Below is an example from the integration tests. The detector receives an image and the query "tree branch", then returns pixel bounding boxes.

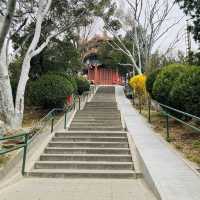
[0,0,16,53]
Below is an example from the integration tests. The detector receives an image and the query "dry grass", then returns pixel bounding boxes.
[138,107,200,166]
[23,107,50,128]
[0,107,51,167]
[0,155,10,167]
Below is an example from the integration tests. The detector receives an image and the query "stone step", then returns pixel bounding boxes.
[83,108,118,111]
[55,131,128,137]
[44,147,130,155]
[84,105,117,107]
[76,113,120,116]
[26,169,141,179]
[52,137,128,142]
[84,107,118,109]
[34,161,134,170]
[77,109,119,112]
[70,121,121,125]
[76,111,120,114]
[79,112,120,115]
[55,132,127,138]
[75,113,120,116]
[69,125,122,128]
[85,105,117,108]
[48,142,129,148]
[71,118,121,122]
[73,117,121,121]
[40,154,132,162]
[85,102,117,105]
[69,127,123,131]
[74,114,121,118]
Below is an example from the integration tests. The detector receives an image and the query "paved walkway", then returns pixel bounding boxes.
[0,86,157,200]
[0,178,156,200]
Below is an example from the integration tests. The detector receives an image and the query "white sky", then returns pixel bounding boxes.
[91,0,199,55]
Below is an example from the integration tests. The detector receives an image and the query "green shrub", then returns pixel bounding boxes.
[29,74,73,108]
[46,72,77,93]
[152,64,187,105]
[65,75,77,94]
[170,66,200,116]
[146,68,162,97]
[75,76,90,95]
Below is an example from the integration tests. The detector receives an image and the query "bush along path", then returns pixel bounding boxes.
[25,86,141,178]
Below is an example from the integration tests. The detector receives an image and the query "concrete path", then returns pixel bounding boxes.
[0,178,156,200]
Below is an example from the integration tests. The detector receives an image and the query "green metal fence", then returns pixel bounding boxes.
[0,85,97,175]
[148,100,200,141]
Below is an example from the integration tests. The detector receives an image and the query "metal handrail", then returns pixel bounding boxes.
[158,103,200,121]
[148,100,200,141]
[0,132,28,175]
[0,86,96,175]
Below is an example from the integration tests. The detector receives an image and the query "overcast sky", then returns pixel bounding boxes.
[91,0,198,55]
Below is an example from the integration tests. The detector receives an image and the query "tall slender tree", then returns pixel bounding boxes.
[0,0,115,128]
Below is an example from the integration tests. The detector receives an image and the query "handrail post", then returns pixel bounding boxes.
[22,134,28,176]
[148,96,151,123]
[166,114,170,141]
[139,95,142,114]
[86,92,88,102]
[73,100,76,110]
[64,111,67,129]
[78,96,81,110]
[51,118,54,133]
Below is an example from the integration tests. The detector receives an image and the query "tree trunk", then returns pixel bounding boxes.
[14,57,31,128]
[0,42,15,128]
[14,0,52,128]
[0,76,16,128]
[0,0,16,53]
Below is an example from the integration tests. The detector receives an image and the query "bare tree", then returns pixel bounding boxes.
[106,0,184,74]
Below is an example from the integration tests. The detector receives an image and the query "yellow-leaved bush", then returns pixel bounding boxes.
[129,74,147,108]
[129,74,147,96]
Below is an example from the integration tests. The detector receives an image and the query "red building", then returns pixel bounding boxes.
[87,65,123,85]
[82,34,123,85]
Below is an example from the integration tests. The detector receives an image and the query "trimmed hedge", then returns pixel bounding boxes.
[152,64,187,105]
[29,74,73,108]
[75,76,90,95]
[170,66,200,116]
[146,68,161,97]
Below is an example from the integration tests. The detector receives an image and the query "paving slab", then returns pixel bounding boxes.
[115,86,200,200]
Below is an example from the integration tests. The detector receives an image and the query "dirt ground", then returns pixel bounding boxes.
[23,107,50,128]
[0,107,50,167]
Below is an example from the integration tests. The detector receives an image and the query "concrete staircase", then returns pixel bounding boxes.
[27,87,140,178]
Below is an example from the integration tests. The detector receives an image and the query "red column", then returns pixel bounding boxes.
[94,65,98,84]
